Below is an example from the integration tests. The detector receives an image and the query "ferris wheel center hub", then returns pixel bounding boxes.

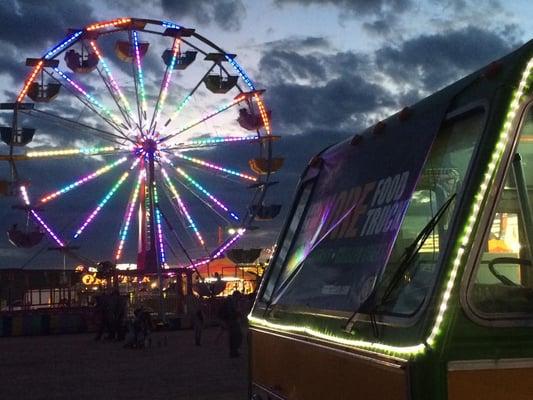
[141,138,158,154]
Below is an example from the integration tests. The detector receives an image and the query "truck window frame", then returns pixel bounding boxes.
[462,98,533,327]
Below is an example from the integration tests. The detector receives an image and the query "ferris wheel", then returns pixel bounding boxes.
[0,17,282,274]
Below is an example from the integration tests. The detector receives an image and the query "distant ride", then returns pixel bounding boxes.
[249,40,533,399]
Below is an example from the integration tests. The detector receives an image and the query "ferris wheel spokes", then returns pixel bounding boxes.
[115,169,144,261]
[131,30,148,128]
[0,146,126,162]
[161,167,205,247]
[88,41,138,130]
[210,229,245,260]
[19,108,130,146]
[163,163,236,226]
[162,62,218,128]
[39,156,128,204]
[152,185,168,267]
[18,185,66,247]
[172,153,257,182]
[164,135,256,150]
[46,68,133,142]
[51,68,126,131]
[173,165,240,221]
[160,95,247,144]
[73,158,139,239]
[148,37,180,135]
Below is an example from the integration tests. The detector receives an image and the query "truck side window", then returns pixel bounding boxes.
[259,180,315,302]
[469,107,533,317]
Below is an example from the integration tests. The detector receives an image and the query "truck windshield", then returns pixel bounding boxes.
[266,108,485,316]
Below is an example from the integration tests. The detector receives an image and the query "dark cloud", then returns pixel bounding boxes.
[0,1,94,50]
[430,0,502,13]
[160,0,246,30]
[259,50,327,84]
[0,0,95,82]
[375,26,517,92]
[258,43,390,133]
[263,36,331,52]
[362,16,396,36]
[273,0,413,17]
[266,77,391,133]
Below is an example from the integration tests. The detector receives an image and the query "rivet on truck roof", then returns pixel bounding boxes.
[350,134,363,146]
[372,121,387,134]
[483,61,503,80]
[398,106,412,121]
[309,155,323,168]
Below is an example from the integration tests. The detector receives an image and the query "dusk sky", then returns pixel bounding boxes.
[0,0,532,269]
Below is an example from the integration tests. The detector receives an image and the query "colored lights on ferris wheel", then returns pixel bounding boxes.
[86,18,131,31]
[255,93,271,135]
[181,135,259,147]
[161,168,205,246]
[172,94,192,117]
[18,185,65,247]
[161,21,181,29]
[89,41,134,118]
[159,41,180,104]
[167,97,246,139]
[156,208,167,265]
[26,146,118,158]
[115,170,144,261]
[40,157,128,203]
[53,68,122,125]
[74,171,130,239]
[212,231,245,259]
[19,185,30,206]
[44,30,83,60]
[152,39,180,128]
[225,55,255,90]
[227,228,245,235]
[174,153,257,181]
[30,210,65,247]
[153,186,167,266]
[17,60,43,102]
[132,30,147,115]
[175,167,236,218]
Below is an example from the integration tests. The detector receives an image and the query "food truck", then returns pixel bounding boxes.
[249,40,533,399]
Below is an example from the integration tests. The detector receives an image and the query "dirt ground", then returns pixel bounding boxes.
[0,327,248,400]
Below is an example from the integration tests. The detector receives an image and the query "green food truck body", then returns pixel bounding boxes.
[249,40,533,399]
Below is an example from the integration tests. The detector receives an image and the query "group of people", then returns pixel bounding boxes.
[93,290,127,341]
[93,290,153,349]
[191,290,251,358]
[94,288,253,357]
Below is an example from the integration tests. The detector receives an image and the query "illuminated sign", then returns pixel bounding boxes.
[81,273,150,286]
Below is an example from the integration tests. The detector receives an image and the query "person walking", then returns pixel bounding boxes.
[192,295,205,346]
[218,291,243,358]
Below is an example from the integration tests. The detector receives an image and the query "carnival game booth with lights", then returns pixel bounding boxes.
[0,17,281,322]
[193,248,263,296]
[249,40,533,400]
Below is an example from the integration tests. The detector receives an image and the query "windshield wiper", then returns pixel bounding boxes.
[344,193,457,335]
